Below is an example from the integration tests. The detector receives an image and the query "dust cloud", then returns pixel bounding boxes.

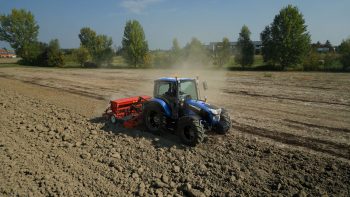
[173,60,227,104]
[140,61,229,104]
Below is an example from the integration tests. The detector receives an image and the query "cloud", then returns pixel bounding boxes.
[121,0,163,14]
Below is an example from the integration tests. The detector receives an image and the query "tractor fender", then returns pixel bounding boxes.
[146,98,172,118]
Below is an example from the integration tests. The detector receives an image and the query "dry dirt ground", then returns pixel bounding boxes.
[0,67,349,196]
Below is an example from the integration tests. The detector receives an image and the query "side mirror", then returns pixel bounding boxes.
[203,81,208,90]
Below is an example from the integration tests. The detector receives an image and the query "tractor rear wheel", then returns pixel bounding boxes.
[144,103,164,135]
[216,110,231,134]
[177,117,205,146]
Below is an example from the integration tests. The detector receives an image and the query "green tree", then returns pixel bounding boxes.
[217,37,231,67]
[323,53,340,70]
[122,20,149,67]
[79,27,97,49]
[0,9,39,60]
[260,5,311,69]
[18,39,64,67]
[261,26,277,64]
[74,47,90,66]
[20,41,47,65]
[303,50,320,71]
[93,35,114,65]
[235,25,254,68]
[46,39,64,67]
[339,38,350,70]
[78,27,113,65]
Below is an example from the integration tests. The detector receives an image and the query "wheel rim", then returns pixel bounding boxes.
[147,111,161,129]
[111,115,116,124]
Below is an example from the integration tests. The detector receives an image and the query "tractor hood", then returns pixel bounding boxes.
[185,99,222,116]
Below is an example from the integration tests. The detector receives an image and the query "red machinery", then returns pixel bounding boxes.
[103,95,151,128]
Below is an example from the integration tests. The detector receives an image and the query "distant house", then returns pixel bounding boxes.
[205,41,262,54]
[0,49,17,58]
[315,46,335,53]
[316,47,330,53]
[311,41,335,53]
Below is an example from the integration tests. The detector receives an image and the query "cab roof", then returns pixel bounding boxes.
[155,77,194,82]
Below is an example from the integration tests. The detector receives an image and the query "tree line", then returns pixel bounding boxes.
[0,9,64,66]
[0,6,349,70]
[0,9,149,67]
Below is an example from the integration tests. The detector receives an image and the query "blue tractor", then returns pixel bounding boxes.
[143,77,231,146]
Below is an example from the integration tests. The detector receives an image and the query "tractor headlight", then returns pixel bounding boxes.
[209,108,222,116]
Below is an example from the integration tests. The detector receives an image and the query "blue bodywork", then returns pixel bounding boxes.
[149,97,172,117]
[185,99,221,125]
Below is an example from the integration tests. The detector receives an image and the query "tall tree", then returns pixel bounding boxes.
[339,38,350,70]
[93,34,113,64]
[78,27,113,65]
[260,5,311,69]
[79,27,97,53]
[235,25,254,67]
[122,20,149,67]
[0,9,39,59]
[217,37,231,66]
[261,26,276,64]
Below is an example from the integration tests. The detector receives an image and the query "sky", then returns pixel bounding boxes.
[0,0,349,50]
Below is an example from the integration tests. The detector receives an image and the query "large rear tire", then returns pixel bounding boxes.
[216,109,231,134]
[144,103,164,135]
[177,117,205,146]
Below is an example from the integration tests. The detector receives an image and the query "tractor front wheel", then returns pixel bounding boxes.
[177,117,205,146]
[216,110,231,134]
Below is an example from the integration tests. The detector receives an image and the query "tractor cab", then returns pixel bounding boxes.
[153,78,200,118]
[154,77,199,100]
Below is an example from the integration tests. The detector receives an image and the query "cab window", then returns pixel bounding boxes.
[158,83,170,96]
[179,81,198,100]
[155,82,175,97]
